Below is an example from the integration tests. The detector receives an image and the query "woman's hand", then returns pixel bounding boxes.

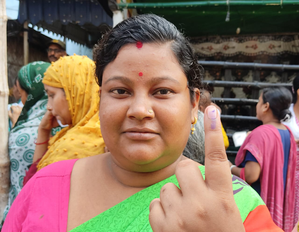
[38,110,59,132]
[32,110,59,163]
[149,105,244,232]
[8,105,23,127]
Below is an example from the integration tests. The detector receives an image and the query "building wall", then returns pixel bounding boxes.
[7,35,48,103]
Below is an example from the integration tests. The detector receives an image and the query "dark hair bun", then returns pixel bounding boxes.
[280,109,292,122]
[262,87,292,121]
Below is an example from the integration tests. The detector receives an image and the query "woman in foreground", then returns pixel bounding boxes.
[231,87,297,231]
[3,14,281,231]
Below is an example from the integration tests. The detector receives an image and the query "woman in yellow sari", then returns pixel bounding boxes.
[24,55,105,183]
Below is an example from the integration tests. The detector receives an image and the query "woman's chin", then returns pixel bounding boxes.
[112,149,180,173]
[127,152,161,165]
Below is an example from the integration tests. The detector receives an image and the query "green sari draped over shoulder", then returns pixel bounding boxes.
[71,166,270,232]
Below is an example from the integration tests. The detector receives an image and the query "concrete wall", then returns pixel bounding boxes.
[7,35,48,103]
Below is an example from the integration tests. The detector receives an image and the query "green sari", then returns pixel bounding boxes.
[14,61,51,128]
[71,167,269,232]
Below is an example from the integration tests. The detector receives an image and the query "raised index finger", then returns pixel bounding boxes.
[204,105,232,192]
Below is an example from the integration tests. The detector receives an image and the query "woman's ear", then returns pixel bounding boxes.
[191,88,200,120]
[263,102,270,112]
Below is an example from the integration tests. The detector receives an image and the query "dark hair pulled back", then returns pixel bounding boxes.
[262,87,292,121]
[93,14,203,101]
[292,75,299,104]
[17,77,29,94]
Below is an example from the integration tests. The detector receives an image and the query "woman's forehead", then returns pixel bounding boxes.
[44,84,62,92]
[102,43,186,85]
[105,43,179,72]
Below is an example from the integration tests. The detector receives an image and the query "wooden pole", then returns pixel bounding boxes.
[0,0,10,222]
[23,21,29,65]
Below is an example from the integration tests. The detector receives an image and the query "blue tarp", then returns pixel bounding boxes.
[18,0,112,27]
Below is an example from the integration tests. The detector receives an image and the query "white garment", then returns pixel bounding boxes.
[283,104,299,150]
[4,99,47,220]
[282,104,299,225]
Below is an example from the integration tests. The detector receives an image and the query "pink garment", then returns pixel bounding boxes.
[282,104,299,227]
[235,124,297,232]
[295,165,299,227]
[239,167,245,181]
[292,221,299,232]
[2,159,78,232]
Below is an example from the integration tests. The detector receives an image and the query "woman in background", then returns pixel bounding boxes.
[3,61,50,220]
[24,55,106,183]
[8,77,24,131]
[282,75,299,227]
[230,87,297,231]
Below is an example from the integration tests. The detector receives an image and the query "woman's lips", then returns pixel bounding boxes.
[123,128,158,140]
[124,131,158,140]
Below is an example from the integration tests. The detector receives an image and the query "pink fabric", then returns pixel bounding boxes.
[282,104,299,227]
[295,155,299,227]
[239,167,245,181]
[23,158,41,186]
[235,124,297,232]
[2,159,78,232]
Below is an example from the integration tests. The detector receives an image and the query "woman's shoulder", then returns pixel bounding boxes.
[2,159,77,231]
[245,125,281,146]
[35,159,78,178]
[251,124,279,135]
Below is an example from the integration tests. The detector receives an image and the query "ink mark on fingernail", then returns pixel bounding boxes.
[208,108,216,120]
[207,106,217,130]
[136,41,143,49]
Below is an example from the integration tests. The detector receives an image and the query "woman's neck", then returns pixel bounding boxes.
[261,113,287,129]
[263,120,287,129]
[293,102,299,118]
[106,154,188,188]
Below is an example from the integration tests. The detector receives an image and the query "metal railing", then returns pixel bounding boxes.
[213,98,258,105]
[199,61,299,71]
[198,61,298,156]
[203,80,292,88]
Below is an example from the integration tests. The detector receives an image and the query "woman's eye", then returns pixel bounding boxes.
[155,89,172,95]
[111,89,129,95]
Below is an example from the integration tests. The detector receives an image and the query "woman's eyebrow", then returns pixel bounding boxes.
[149,76,180,85]
[104,76,181,85]
[104,76,133,85]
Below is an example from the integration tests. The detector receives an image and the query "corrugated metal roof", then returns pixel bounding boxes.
[120,0,299,37]
[18,0,113,46]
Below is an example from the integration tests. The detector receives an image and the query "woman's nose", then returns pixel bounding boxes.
[127,96,154,121]
[47,104,52,111]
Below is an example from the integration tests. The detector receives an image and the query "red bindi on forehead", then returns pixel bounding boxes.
[138,72,143,77]
[136,41,143,49]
